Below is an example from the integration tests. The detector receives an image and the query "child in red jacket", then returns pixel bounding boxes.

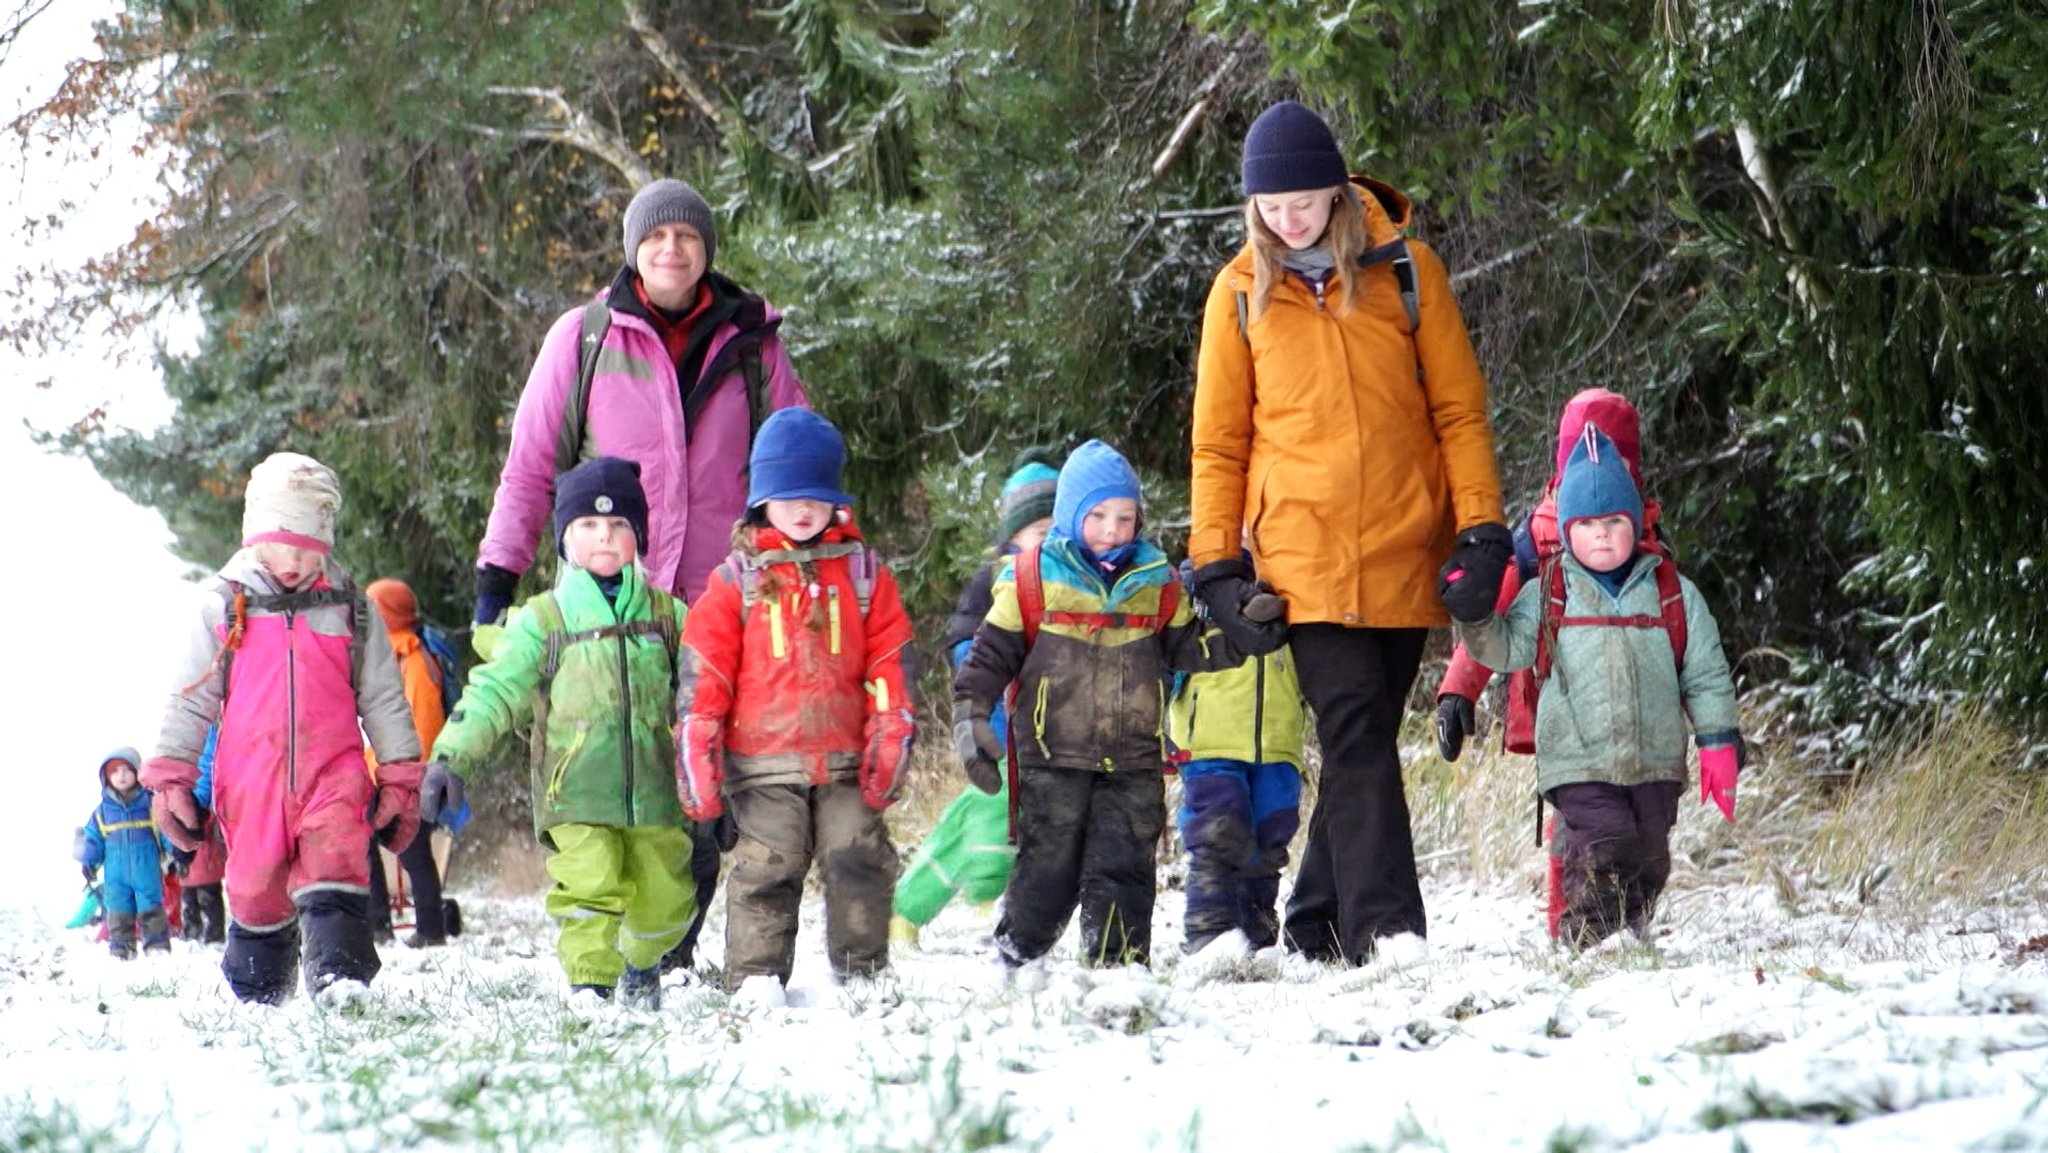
[676,409,916,995]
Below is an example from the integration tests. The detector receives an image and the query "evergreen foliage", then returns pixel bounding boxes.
[10,0,2047,734]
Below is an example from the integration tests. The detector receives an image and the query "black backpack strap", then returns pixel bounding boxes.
[740,341,768,443]
[556,300,612,477]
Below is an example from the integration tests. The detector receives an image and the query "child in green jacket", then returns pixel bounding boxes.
[420,457,693,1007]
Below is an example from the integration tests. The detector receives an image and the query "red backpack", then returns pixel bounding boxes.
[1531,551,1688,692]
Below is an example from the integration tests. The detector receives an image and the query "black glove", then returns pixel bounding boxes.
[955,715,1003,795]
[1435,694,1475,763]
[474,563,520,626]
[1437,523,1515,625]
[417,762,466,827]
[1191,558,1288,658]
[82,865,97,885]
[709,814,740,853]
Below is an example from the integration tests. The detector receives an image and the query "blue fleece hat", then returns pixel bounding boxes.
[1242,101,1349,196]
[1556,424,1643,538]
[1052,439,1143,544]
[747,407,854,508]
[554,456,650,559]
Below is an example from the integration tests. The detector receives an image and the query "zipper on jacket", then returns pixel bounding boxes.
[1254,652,1267,768]
[285,609,298,794]
[616,628,635,825]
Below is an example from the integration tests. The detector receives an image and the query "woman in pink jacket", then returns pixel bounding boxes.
[147,453,425,1003]
[472,177,810,975]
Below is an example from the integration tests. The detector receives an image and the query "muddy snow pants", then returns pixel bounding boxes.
[102,874,170,957]
[995,765,1166,969]
[1178,758,1302,951]
[217,761,382,1003]
[544,823,695,989]
[723,781,896,991]
[893,773,1016,926]
[1547,780,1682,948]
[1283,625,1428,965]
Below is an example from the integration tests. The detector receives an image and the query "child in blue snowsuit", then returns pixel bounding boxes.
[1168,560,1310,955]
[75,747,172,958]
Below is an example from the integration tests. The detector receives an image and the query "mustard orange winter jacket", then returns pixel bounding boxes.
[1190,176,1504,628]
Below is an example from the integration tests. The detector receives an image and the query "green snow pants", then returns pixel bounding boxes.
[545,823,696,987]
[892,775,1016,926]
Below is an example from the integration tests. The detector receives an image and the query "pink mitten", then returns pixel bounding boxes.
[142,757,203,851]
[677,715,726,822]
[1699,744,1739,823]
[372,760,427,853]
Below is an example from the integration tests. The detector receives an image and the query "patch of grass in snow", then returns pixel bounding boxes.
[0,1093,153,1151]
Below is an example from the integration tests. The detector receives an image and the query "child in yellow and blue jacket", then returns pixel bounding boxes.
[1167,557,1310,956]
[954,440,1242,970]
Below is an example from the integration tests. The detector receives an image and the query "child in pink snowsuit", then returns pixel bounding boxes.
[146,453,426,1003]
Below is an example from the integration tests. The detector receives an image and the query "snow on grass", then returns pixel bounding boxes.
[6,873,2048,1151]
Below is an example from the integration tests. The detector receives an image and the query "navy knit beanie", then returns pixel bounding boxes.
[1556,425,1644,538]
[554,456,650,560]
[747,408,854,508]
[623,179,717,272]
[1241,101,1349,196]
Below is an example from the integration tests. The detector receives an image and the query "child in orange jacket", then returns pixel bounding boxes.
[675,409,916,995]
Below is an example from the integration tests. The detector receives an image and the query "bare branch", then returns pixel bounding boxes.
[1147,42,1247,186]
[621,0,727,131]
[481,86,652,186]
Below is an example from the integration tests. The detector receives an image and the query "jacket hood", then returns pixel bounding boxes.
[98,746,141,785]
[1554,389,1644,488]
[1226,173,1411,278]
[1052,440,1143,546]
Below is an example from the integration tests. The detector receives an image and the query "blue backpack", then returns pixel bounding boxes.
[419,623,464,715]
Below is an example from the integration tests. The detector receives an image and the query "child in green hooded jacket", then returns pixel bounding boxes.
[421,457,693,1007]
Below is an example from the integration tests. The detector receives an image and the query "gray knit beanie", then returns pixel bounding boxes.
[622,179,717,272]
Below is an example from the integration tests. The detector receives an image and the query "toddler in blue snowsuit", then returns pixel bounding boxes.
[75,747,172,958]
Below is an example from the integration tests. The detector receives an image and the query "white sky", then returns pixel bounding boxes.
[2,0,199,917]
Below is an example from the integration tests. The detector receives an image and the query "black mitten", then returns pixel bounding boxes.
[1437,523,1514,624]
[1191,558,1288,657]
[1434,695,1475,762]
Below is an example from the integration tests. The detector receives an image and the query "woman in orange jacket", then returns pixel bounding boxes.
[1188,100,1511,968]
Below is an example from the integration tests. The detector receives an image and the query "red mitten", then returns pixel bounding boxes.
[678,715,726,821]
[372,760,426,853]
[860,708,917,812]
[142,757,203,852]
[1699,744,1739,823]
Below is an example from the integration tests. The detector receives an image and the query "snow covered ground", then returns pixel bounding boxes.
[6,869,2046,1151]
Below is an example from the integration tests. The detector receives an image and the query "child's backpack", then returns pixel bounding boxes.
[185,582,370,698]
[1531,551,1687,696]
[719,540,879,618]
[418,623,464,714]
[521,591,681,778]
[1011,541,1181,649]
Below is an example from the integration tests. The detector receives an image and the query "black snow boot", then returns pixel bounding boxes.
[299,889,381,994]
[619,964,662,1011]
[224,919,302,1004]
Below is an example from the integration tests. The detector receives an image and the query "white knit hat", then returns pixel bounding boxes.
[242,452,342,554]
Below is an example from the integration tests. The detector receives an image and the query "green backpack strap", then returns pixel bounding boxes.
[555,299,612,478]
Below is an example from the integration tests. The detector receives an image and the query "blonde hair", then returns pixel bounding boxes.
[1243,183,1368,322]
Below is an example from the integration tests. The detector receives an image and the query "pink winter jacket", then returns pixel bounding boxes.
[151,554,422,806]
[477,282,808,605]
